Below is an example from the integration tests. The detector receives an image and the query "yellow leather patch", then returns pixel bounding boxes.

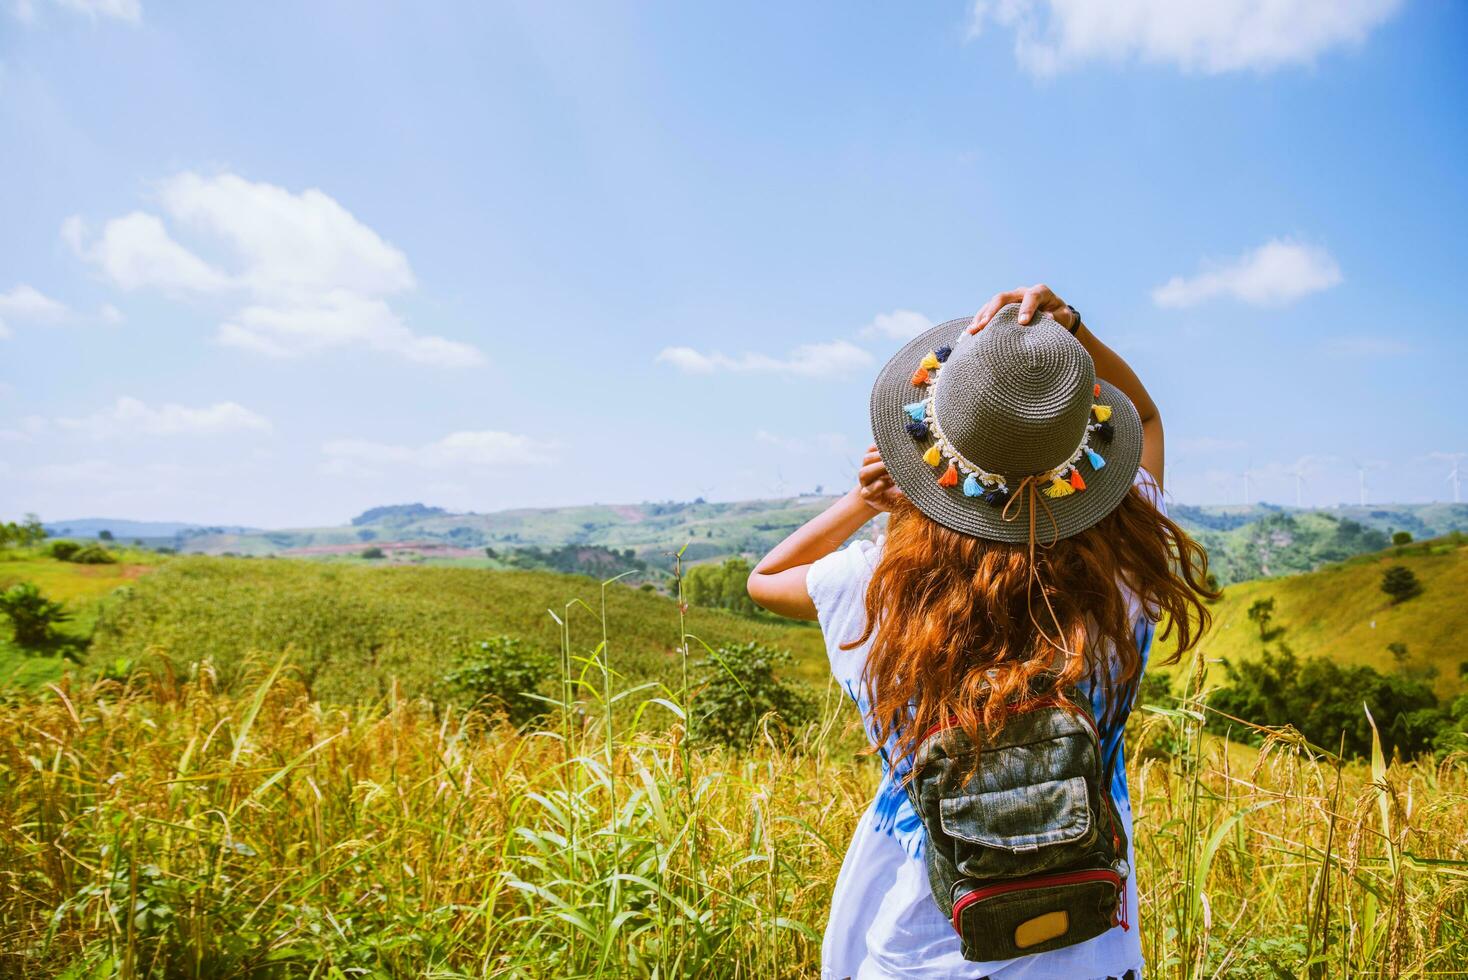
[1014,910,1069,949]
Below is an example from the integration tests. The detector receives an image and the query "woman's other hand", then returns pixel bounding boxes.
[857,444,904,513]
[968,283,1078,334]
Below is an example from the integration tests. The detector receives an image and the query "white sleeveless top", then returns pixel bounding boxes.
[809,475,1163,980]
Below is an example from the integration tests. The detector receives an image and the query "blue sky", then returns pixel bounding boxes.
[1,0,1465,527]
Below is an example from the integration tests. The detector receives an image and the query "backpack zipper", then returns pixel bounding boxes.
[951,868,1123,932]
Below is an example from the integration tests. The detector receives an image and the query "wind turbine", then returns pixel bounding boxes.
[1289,463,1306,508]
[1448,456,1464,504]
[1241,466,1254,507]
[1353,459,1386,507]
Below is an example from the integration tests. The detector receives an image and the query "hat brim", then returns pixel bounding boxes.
[870,312,1144,543]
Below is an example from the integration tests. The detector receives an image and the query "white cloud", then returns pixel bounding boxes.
[321,429,552,477]
[657,339,873,378]
[66,172,481,367]
[217,291,483,367]
[1323,336,1413,357]
[99,303,124,324]
[1152,239,1342,308]
[55,397,272,439]
[158,172,414,300]
[968,0,1403,76]
[52,0,140,21]
[0,415,51,442]
[0,320,9,340]
[860,309,933,340]
[0,283,69,320]
[66,212,231,292]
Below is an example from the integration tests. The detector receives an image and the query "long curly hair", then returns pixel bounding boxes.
[851,484,1217,764]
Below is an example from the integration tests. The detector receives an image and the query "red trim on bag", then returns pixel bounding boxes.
[950,868,1122,933]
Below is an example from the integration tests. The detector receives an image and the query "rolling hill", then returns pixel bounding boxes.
[48,497,1468,587]
[67,555,831,701]
[1158,535,1468,697]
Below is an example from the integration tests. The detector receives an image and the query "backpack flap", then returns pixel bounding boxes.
[938,775,1094,878]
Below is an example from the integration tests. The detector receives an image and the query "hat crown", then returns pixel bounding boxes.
[932,312,1095,480]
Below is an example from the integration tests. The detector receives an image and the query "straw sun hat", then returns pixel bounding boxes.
[870,303,1143,544]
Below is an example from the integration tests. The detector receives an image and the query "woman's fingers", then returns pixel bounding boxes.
[968,289,1026,334]
[1016,284,1057,324]
[858,459,888,486]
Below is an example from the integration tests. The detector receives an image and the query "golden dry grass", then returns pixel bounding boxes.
[1,655,1465,978]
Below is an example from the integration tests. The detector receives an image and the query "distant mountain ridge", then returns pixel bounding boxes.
[48,498,1468,585]
[44,518,259,540]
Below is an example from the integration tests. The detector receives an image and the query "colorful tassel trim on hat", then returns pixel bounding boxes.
[897,346,1116,509]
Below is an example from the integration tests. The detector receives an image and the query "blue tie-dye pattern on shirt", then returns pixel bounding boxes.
[844,617,1156,857]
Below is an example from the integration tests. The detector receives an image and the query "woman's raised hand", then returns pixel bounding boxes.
[968,283,1078,334]
[857,444,905,513]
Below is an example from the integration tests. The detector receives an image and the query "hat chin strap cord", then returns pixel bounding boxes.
[1000,474,1072,662]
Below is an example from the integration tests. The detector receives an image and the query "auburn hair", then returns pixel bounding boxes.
[852,484,1217,765]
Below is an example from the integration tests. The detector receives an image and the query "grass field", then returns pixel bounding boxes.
[0,548,157,689]
[2,542,1466,975]
[81,553,829,702]
[1159,536,1468,696]
[1,634,1465,976]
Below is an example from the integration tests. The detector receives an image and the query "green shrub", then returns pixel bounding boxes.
[1392,530,1413,546]
[1381,565,1422,604]
[70,545,118,565]
[361,546,386,559]
[684,557,758,615]
[47,540,82,560]
[0,583,71,647]
[435,636,552,727]
[693,642,816,747]
[47,540,116,564]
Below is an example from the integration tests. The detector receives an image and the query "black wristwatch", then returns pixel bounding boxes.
[1064,304,1083,336]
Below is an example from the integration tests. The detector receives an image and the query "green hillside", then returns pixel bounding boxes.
[1160,535,1468,696]
[80,555,828,702]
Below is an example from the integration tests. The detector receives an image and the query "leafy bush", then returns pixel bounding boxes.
[361,546,386,559]
[47,540,82,560]
[0,583,71,647]
[47,540,117,564]
[1392,530,1413,546]
[1381,565,1422,604]
[684,557,758,615]
[693,642,816,747]
[435,636,552,727]
[70,545,118,565]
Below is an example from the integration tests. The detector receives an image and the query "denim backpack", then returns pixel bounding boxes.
[899,684,1130,962]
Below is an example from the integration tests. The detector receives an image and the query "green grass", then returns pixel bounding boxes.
[0,548,159,689]
[1160,536,1468,695]
[84,555,828,703]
